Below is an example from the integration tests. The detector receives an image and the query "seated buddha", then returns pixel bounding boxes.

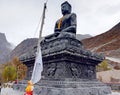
[43,1,77,42]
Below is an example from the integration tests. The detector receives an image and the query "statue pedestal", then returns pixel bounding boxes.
[41,37,103,79]
[18,37,111,95]
[38,37,111,95]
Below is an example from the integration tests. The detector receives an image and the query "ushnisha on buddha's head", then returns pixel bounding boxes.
[61,1,72,15]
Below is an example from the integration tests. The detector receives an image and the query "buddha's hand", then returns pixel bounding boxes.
[55,28,61,32]
[54,32,60,37]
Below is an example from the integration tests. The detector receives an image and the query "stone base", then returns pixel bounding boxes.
[34,78,111,95]
[18,37,111,95]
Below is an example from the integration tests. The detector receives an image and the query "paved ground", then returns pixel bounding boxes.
[0,82,120,95]
[0,88,120,95]
[1,88,24,95]
[109,92,120,95]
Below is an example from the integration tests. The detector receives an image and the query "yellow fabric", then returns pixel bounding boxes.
[58,16,64,29]
[26,85,32,92]
[25,80,33,93]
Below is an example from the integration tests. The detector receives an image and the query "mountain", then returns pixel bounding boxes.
[76,34,92,41]
[82,22,120,63]
[0,33,13,63]
[10,38,38,59]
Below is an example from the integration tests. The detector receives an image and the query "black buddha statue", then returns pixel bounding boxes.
[43,1,77,41]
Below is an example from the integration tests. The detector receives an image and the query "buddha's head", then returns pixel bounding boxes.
[61,1,71,15]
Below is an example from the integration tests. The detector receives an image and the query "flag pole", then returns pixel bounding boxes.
[31,2,47,84]
[38,2,47,49]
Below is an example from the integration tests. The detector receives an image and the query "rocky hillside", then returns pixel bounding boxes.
[82,22,120,62]
[0,33,13,64]
[10,38,38,59]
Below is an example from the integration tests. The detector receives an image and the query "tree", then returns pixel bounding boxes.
[96,60,111,72]
[0,64,4,83]
[11,57,27,80]
[2,66,17,82]
[0,73,2,83]
[1,57,27,82]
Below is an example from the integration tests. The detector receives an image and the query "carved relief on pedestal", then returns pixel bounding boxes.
[70,63,82,78]
[83,65,96,79]
[46,63,57,77]
[87,66,96,79]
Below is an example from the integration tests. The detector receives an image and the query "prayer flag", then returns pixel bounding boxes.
[31,47,43,84]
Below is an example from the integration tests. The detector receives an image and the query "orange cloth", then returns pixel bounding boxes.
[58,16,64,29]
[25,85,32,93]
[24,81,34,95]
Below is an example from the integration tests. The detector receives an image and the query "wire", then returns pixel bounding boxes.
[33,0,49,38]
[33,15,42,38]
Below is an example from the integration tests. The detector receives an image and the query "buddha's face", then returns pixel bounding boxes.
[61,3,71,15]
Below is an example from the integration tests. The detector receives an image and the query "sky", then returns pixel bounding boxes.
[0,0,120,46]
